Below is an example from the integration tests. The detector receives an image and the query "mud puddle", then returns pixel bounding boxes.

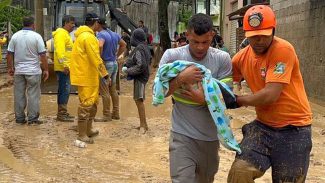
[0,82,172,182]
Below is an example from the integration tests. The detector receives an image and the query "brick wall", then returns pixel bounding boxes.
[271,0,325,102]
[236,28,245,51]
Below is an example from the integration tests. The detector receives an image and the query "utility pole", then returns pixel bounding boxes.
[158,0,171,51]
[84,0,88,18]
[206,0,211,16]
[192,0,196,14]
[34,0,44,38]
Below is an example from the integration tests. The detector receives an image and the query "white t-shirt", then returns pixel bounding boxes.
[8,28,46,75]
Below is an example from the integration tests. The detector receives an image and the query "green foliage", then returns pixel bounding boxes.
[177,22,186,34]
[178,8,192,27]
[0,4,31,33]
[0,0,12,10]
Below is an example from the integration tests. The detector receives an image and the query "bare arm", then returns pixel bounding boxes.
[237,82,284,106]
[7,53,14,76]
[116,39,127,58]
[180,82,206,105]
[165,65,203,97]
[166,76,183,97]
[98,39,105,56]
[40,53,49,81]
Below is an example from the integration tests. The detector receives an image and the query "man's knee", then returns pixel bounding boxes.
[273,168,307,183]
[227,159,264,183]
[171,172,196,183]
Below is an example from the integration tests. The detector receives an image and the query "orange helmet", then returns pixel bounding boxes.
[243,5,276,37]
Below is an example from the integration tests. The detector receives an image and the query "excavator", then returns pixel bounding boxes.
[42,0,138,93]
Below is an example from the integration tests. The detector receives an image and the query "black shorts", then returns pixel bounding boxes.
[133,80,146,100]
[237,120,312,182]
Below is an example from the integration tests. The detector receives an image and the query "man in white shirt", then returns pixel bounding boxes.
[7,16,49,125]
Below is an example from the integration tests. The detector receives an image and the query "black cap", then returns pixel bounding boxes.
[85,13,99,22]
[98,17,108,28]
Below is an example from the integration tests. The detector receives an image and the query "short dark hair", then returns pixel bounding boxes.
[85,13,99,26]
[62,15,75,26]
[98,17,108,29]
[139,20,144,24]
[23,16,34,27]
[187,13,213,35]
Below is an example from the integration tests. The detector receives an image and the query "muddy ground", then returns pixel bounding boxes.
[0,70,324,183]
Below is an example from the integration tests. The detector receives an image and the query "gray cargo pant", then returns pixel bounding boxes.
[169,131,220,183]
[14,74,41,122]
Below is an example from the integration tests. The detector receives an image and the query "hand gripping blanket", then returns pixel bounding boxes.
[152,60,241,153]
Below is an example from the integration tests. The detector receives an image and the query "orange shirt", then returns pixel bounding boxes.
[232,36,312,128]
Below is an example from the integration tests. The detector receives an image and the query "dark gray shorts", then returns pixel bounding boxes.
[133,80,145,100]
[236,120,312,182]
[169,132,220,183]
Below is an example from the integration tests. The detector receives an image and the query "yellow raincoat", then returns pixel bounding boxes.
[52,28,73,71]
[70,25,107,87]
[70,26,108,106]
[0,37,7,63]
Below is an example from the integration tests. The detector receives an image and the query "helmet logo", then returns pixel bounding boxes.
[248,12,263,28]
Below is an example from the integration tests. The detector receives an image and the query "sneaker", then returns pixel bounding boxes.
[111,116,120,120]
[65,113,75,119]
[16,120,27,124]
[94,116,112,122]
[27,120,43,125]
[56,116,74,122]
[111,113,120,120]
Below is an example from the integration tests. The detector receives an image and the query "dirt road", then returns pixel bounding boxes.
[0,72,324,183]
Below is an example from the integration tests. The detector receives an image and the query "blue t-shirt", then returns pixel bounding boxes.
[97,29,121,62]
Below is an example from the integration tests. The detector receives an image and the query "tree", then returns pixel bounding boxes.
[0,1,31,33]
[158,0,171,51]
[0,0,11,10]
[34,0,44,37]
[125,0,149,5]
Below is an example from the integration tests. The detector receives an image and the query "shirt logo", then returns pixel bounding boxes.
[274,62,285,74]
[260,67,266,80]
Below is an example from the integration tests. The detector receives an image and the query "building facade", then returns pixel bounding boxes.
[271,0,325,102]
[221,0,325,103]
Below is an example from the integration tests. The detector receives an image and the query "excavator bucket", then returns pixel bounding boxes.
[108,7,138,35]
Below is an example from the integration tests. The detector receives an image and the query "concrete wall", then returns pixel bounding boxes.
[121,0,179,40]
[271,0,325,102]
[221,0,244,56]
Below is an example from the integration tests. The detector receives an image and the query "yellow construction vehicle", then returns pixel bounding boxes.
[42,0,107,93]
[42,0,137,93]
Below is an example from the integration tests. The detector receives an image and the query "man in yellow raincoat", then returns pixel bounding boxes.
[0,32,7,63]
[70,13,109,144]
[53,15,75,122]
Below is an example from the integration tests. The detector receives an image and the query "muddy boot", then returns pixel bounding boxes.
[95,80,112,122]
[57,104,74,122]
[88,104,99,137]
[65,113,75,119]
[94,116,112,122]
[87,120,99,137]
[110,84,120,120]
[135,100,148,133]
[62,104,74,119]
[77,106,94,144]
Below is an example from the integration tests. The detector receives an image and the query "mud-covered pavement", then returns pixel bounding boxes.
[0,71,325,183]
